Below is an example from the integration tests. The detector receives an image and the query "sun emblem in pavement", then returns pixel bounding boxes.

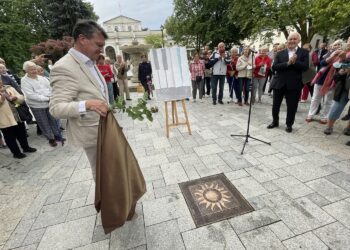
[194,182,232,211]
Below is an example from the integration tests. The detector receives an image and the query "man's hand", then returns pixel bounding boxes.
[288,54,297,65]
[85,100,108,117]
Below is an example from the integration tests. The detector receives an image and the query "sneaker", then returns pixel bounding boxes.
[49,139,57,147]
[199,99,204,103]
[341,114,350,121]
[324,127,333,135]
[343,127,350,136]
[14,153,26,159]
[23,147,37,153]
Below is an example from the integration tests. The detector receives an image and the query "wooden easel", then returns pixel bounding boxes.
[164,99,191,138]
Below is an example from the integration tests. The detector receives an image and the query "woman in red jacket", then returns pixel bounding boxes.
[253,47,271,104]
[97,54,114,104]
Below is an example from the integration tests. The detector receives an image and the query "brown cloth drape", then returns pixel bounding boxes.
[95,112,146,234]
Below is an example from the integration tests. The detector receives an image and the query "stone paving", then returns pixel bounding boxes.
[1,89,350,250]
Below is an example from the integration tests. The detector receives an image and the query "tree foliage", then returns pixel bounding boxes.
[144,34,163,48]
[45,0,98,39]
[0,0,98,73]
[165,0,245,50]
[228,0,350,44]
[0,0,49,72]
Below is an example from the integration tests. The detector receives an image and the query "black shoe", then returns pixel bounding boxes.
[126,98,132,101]
[285,126,293,133]
[14,153,26,159]
[341,114,350,121]
[218,100,224,104]
[54,136,66,142]
[346,141,350,146]
[267,123,279,129]
[213,101,217,105]
[49,139,57,147]
[23,147,37,153]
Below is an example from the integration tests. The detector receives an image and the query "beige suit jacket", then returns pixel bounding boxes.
[49,50,109,147]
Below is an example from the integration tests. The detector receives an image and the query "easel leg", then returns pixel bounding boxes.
[174,101,179,125]
[171,101,176,125]
[181,99,192,135]
[165,101,169,138]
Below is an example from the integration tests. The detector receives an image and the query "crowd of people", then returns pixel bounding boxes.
[1,28,350,159]
[188,34,350,143]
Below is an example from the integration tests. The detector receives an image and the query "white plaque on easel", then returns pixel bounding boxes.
[149,47,191,101]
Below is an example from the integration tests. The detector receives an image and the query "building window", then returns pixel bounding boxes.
[128,25,132,31]
[114,26,119,32]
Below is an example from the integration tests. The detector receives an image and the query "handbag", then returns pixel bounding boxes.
[16,103,33,122]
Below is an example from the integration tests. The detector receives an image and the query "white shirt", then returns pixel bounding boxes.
[288,47,298,59]
[69,48,106,113]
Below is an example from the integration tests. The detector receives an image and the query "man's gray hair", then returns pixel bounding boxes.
[288,32,301,41]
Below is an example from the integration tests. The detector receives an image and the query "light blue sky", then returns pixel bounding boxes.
[87,0,174,29]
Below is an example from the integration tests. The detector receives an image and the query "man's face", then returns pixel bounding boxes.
[287,34,300,50]
[273,44,278,52]
[80,32,105,61]
[218,43,225,51]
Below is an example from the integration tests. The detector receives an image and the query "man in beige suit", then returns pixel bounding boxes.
[49,20,109,180]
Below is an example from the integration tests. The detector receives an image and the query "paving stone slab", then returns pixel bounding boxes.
[245,166,279,183]
[313,222,350,250]
[219,151,253,170]
[284,162,337,182]
[73,239,109,250]
[110,212,146,249]
[69,169,93,183]
[22,228,45,246]
[32,201,71,229]
[37,215,95,250]
[261,191,335,234]
[145,220,185,250]
[323,200,350,229]
[273,176,314,199]
[160,162,188,185]
[60,180,91,201]
[326,172,350,192]
[182,220,245,250]
[268,221,294,241]
[230,177,268,199]
[304,193,331,207]
[306,178,349,202]
[283,232,328,249]
[66,205,97,222]
[193,144,224,157]
[229,208,279,234]
[239,227,287,250]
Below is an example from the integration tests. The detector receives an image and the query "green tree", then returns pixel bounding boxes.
[144,34,163,48]
[0,0,49,72]
[165,0,245,51]
[228,0,350,44]
[45,0,99,39]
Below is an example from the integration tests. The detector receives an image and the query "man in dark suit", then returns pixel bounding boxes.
[267,32,309,133]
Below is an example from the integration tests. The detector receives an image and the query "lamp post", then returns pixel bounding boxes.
[160,25,165,48]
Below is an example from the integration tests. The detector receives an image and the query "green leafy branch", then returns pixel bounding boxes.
[109,93,158,122]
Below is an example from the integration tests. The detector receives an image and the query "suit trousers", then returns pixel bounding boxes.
[84,145,97,182]
[118,78,130,100]
[272,85,301,126]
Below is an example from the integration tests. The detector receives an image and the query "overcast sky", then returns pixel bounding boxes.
[87,0,174,29]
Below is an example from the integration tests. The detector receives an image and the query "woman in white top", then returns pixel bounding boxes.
[21,61,62,147]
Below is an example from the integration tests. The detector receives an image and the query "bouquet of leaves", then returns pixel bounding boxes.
[109,93,158,122]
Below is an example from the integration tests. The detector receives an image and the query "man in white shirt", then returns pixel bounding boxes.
[49,20,109,180]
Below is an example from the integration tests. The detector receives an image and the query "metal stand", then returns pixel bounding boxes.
[231,51,271,155]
